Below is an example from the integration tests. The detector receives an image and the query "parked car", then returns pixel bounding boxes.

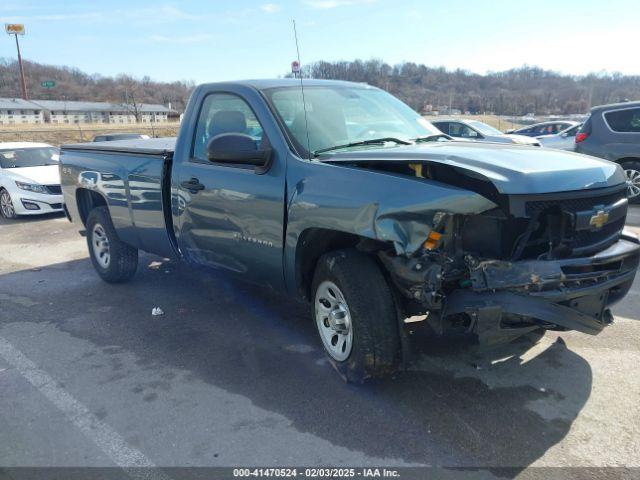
[574,101,640,203]
[507,121,580,137]
[537,123,582,150]
[92,133,150,142]
[0,142,64,219]
[432,119,541,146]
[60,79,639,382]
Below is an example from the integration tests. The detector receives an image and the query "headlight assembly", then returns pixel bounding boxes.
[15,181,48,194]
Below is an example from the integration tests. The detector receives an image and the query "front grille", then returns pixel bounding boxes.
[525,189,626,217]
[572,216,626,250]
[522,188,628,257]
[49,203,63,210]
[45,185,62,195]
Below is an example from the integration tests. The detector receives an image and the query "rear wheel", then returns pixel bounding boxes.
[0,189,17,219]
[311,249,400,382]
[621,160,640,204]
[86,206,138,283]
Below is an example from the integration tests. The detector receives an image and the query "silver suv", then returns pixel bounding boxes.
[575,101,640,202]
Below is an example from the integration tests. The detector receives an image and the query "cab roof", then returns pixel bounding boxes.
[198,79,374,91]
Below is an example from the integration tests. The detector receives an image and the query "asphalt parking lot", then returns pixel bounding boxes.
[1,207,640,475]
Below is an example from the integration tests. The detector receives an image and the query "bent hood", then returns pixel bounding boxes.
[320,142,625,194]
[4,165,61,185]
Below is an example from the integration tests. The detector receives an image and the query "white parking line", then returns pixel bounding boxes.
[0,336,171,480]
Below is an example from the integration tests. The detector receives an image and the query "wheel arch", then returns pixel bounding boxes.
[76,188,108,226]
[617,158,640,202]
[615,156,640,165]
[294,227,391,301]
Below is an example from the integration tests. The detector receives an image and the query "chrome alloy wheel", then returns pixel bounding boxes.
[314,280,353,361]
[0,191,15,218]
[91,224,111,268]
[625,168,640,199]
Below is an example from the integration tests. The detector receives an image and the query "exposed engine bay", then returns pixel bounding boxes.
[338,159,640,343]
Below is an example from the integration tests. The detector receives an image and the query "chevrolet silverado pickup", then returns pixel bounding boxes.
[60,79,640,381]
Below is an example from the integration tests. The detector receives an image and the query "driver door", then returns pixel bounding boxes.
[175,91,287,290]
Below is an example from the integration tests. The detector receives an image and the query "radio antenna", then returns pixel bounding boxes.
[293,20,312,160]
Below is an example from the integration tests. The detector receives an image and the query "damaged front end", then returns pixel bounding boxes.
[319,148,639,344]
[374,179,640,344]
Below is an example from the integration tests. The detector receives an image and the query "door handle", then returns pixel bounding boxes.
[180,178,205,192]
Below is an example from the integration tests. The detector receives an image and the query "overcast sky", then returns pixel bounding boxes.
[1,0,638,83]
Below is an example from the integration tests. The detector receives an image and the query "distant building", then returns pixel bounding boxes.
[30,100,115,124]
[0,98,44,125]
[138,104,171,123]
[29,100,172,124]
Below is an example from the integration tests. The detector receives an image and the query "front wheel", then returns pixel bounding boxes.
[621,160,640,204]
[86,206,138,283]
[0,189,17,219]
[312,249,400,382]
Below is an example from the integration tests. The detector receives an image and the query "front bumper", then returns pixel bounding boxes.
[443,231,640,342]
[11,190,64,215]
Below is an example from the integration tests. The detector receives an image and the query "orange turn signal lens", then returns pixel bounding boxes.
[424,231,442,250]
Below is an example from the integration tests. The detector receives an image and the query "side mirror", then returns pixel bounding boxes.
[207,133,272,173]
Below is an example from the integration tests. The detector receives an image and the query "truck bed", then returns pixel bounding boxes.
[60,137,178,259]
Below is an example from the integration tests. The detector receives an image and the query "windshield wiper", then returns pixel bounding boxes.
[413,133,451,143]
[313,137,411,156]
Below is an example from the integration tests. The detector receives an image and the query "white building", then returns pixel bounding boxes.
[0,98,44,125]
[28,100,172,124]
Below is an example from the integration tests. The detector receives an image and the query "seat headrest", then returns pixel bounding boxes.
[208,110,247,138]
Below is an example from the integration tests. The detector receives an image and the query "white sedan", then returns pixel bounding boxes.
[537,123,583,151]
[0,142,64,219]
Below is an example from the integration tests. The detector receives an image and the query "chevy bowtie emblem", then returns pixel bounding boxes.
[589,210,609,229]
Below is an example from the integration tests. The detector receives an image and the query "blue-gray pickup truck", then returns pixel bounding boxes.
[60,79,640,381]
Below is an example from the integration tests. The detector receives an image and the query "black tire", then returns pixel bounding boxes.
[311,249,400,382]
[621,160,640,204]
[0,189,17,219]
[86,206,138,283]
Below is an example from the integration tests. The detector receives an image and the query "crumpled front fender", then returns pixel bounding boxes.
[283,158,497,295]
[287,161,497,256]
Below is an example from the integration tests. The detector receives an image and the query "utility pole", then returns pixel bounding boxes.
[5,24,28,99]
[14,34,28,99]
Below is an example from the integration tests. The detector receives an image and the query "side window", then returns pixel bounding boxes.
[450,123,477,138]
[192,93,264,161]
[464,126,479,137]
[434,122,449,134]
[604,108,640,133]
[448,123,464,137]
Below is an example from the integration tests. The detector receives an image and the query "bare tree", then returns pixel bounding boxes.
[3,57,640,117]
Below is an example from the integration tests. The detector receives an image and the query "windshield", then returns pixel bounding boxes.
[264,85,441,156]
[0,147,59,169]
[467,120,503,136]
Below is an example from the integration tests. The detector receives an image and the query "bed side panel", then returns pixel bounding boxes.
[60,149,174,257]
